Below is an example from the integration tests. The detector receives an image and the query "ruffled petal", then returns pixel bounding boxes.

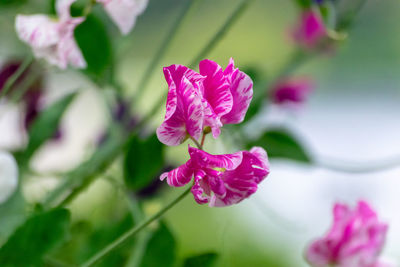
[160,159,193,187]
[157,65,205,146]
[191,170,210,204]
[211,147,269,207]
[199,59,232,118]
[98,0,148,35]
[221,58,253,124]
[15,15,59,48]
[188,145,243,171]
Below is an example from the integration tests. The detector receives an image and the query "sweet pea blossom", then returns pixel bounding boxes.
[97,0,148,35]
[157,58,253,146]
[0,151,18,204]
[270,77,314,106]
[292,10,326,49]
[15,0,86,69]
[306,201,390,267]
[160,146,269,207]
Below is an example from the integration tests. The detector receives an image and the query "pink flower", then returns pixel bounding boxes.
[292,10,326,49]
[160,146,269,207]
[306,201,389,267]
[97,0,148,35]
[15,0,86,69]
[157,58,253,146]
[270,77,314,106]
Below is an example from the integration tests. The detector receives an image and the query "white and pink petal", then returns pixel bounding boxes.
[15,15,59,48]
[221,58,253,124]
[160,159,193,187]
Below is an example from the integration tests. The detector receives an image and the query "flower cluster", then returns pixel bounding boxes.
[156,58,253,146]
[157,58,270,207]
[306,201,390,267]
[15,0,148,69]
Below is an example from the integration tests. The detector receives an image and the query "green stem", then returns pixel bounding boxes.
[81,187,191,267]
[10,67,41,104]
[131,0,200,103]
[190,136,202,150]
[188,0,254,69]
[0,56,33,99]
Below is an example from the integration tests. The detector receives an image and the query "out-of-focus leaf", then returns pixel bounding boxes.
[246,129,312,163]
[0,0,27,7]
[22,92,76,165]
[293,0,312,9]
[0,208,70,266]
[140,222,176,267]
[183,252,218,267]
[124,134,164,191]
[0,190,26,245]
[75,215,135,267]
[74,13,113,85]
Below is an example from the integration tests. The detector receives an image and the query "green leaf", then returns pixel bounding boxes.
[22,92,77,165]
[124,134,164,191]
[140,222,176,267]
[246,129,312,163]
[293,0,312,9]
[0,208,70,266]
[0,0,27,7]
[183,252,218,267]
[0,190,26,245]
[74,13,113,85]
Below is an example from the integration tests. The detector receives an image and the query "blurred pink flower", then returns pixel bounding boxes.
[292,10,326,49]
[306,201,389,267]
[270,77,314,106]
[15,0,86,69]
[157,58,253,146]
[97,0,148,35]
[160,146,269,207]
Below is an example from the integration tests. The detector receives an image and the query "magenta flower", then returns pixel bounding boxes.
[306,201,389,267]
[160,146,269,207]
[157,58,253,146]
[270,77,314,106]
[292,10,326,49]
[97,0,148,35]
[15,0,86,69]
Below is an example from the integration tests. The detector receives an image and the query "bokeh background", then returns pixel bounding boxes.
[1,0,400,266]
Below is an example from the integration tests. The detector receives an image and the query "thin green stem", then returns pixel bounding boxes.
[81,187,191,267]
[188,0,254,69]
[131,0,200,103]
[190,136,202,150]
[200,132,206,148]
[0,56,33,99]
[10,68,41,104]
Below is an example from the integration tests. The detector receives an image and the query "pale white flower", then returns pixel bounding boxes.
[0,151,18,204]
[97,0,148,35]
[15,0,86,69]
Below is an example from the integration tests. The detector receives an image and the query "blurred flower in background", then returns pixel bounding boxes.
[15,0,86,69]
[0,150,18,204]
[306,201,390,267]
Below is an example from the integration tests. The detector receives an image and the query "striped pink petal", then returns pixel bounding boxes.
[157,65,205,146]
[221,58,253,124]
